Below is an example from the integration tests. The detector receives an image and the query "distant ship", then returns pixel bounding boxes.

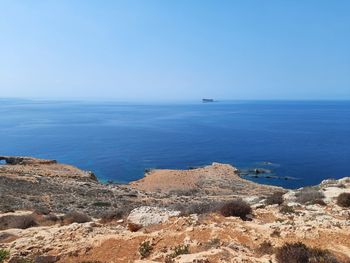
[202,98,214,103]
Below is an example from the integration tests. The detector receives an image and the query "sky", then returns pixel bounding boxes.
[0,0,349,101]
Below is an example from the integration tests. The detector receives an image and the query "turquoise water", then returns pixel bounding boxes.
[1,99,349,189]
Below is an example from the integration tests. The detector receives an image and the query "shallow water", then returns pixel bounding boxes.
[1,99,349,189]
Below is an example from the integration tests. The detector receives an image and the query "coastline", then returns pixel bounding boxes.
[0,156,349,262]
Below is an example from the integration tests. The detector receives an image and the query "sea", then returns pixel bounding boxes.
[1,99,349,189]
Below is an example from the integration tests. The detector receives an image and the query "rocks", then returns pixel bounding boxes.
[0,156,57,165]
[127,206,181,227]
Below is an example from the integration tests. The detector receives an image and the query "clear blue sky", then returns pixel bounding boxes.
[0,0,349,101]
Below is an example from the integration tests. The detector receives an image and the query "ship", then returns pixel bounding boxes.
[202,98,214,103]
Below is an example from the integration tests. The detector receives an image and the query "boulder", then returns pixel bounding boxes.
[127,206,181,227]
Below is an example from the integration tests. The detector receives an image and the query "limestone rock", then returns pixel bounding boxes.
[127,206,181,227]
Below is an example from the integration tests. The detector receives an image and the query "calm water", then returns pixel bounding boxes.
[1,99,349,189]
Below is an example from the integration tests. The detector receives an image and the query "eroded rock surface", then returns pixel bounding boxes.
[0,156,349,263]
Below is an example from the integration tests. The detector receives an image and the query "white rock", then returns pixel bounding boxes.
[127,206,181,227]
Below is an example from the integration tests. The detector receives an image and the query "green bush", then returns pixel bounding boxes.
[139,241,153,258]
[0,249,10,263]
[172,244,189,257]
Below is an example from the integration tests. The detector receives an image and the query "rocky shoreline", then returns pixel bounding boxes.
[0,156,349,262]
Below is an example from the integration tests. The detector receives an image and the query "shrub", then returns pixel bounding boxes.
[219,199,252,220]
[164,255,175,263]
[276,242,310,263]
[265,192,284,205]
[309,248,339,263]
[33,206,50,215]
[92,201,111,207]
[128,223,142,232]
[139,241,153,258]
[169,188,199,196]
[13,258,34,263]
[62,211,91,224]
[172,244,189,257]
[309,198,327,206]
[172,201,222,216]
[0,249,10,263]
[255,241,274,256]
[0,214,37,230]
[279,205,295,214]
[276,242,339,263]
[203,238,221,249]
[295,188,325,204]
[99,210,123,224]
[337,193,350,208]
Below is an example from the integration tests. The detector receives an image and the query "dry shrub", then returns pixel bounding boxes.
[265,192,284,205]
[295,188,325,204]
[276,242,310,263]
[62,211,91,224]
[309,248,339,263]
[256,241,274,256]
[128,222,142,232]
[310,198,327,206]
[99,210,123,224]
[170,201,222,216]
[32,206,50,215]
[0,214,37,230]
[31,213,59,227]
[276,242,339,263]
[169,188,199,196]
[337,193,350,208]
[279,205,295,214]
[219,199,252,220]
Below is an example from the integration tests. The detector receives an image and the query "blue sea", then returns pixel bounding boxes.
[1,99,349,189]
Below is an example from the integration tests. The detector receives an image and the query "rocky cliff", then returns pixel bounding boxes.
[0,157,349,263]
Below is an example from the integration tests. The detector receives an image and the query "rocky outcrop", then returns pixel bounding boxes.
[0,156,349,263]
[127,206,181,227]
[130,162,282,196]
[0,156,57,165]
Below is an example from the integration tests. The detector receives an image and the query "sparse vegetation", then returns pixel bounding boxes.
[62,211,91,224]
[309,198,327,206]
[14,258,34,263]
[265,192,284,205]
[139,241,153,258]
[276,242,339,263]
[172,244,190,257]
[279,205,295,214]
[33,206,50,215]
[295,188,325,204]
[337,192,350,208]
[0,214,37,230]
[203,238,221,249]
[219,199,252,220]
[169,188,199,196]
[0,249,10,263]
[170,201,222,216]
[99,210,123,224]
[128,222,142,232]
[92,201,111,207]
[255,241,274,256]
